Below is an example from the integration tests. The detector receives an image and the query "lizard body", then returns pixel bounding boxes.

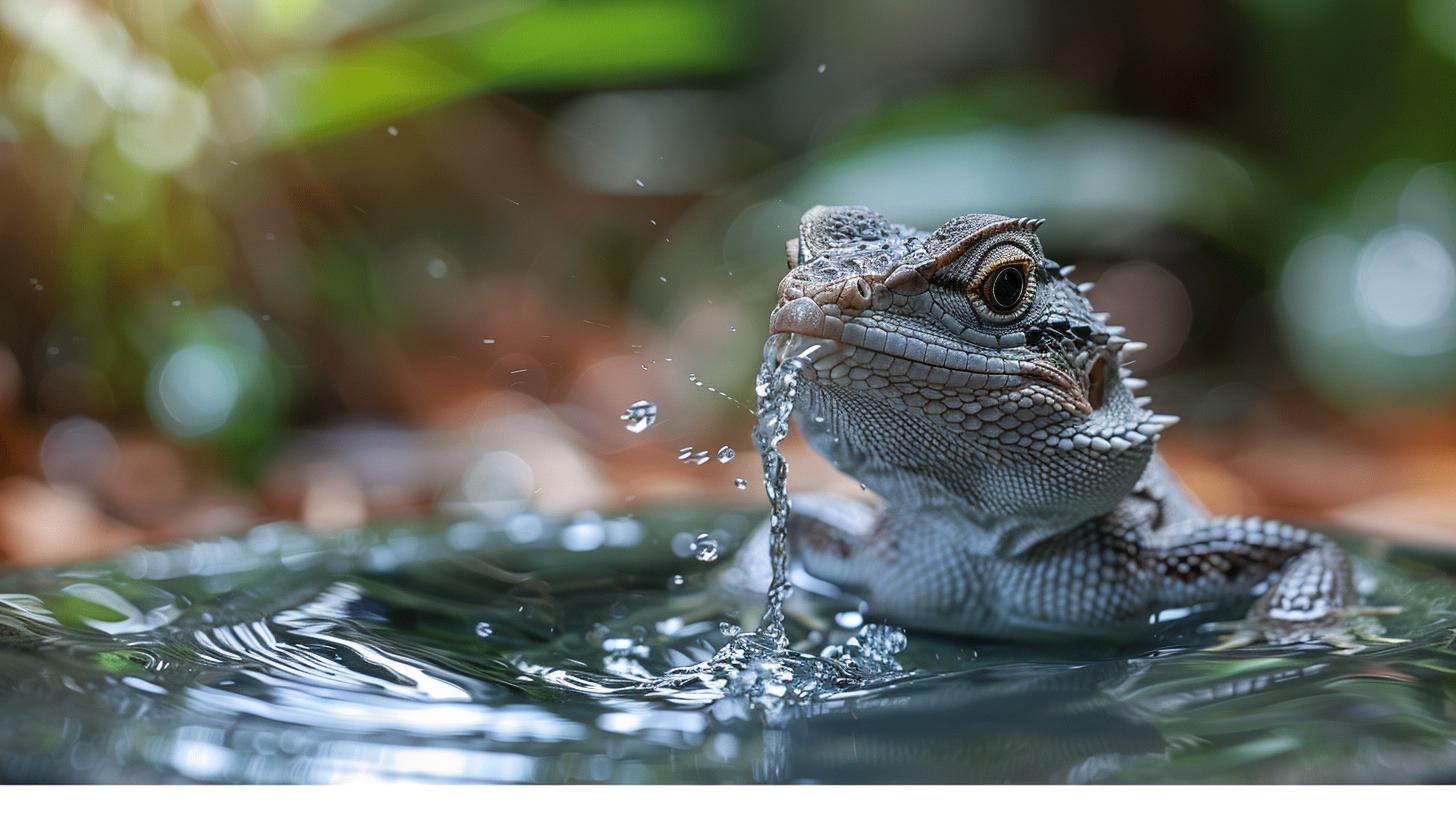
[752,205,1393,649]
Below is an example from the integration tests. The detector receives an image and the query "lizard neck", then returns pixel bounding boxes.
[794,380,1154,554]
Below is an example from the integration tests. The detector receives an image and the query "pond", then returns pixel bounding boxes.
[1,508,1454,784]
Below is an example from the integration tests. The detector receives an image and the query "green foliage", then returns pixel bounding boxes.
[263,0,750,146]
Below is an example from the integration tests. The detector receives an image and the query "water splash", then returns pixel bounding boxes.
[619,400,657,433]
[515,347,911,711]
[599,346,910,708]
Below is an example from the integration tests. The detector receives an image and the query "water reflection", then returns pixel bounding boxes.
[1,510,1454,783]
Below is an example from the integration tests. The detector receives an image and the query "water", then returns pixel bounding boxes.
[690,534,720,563]
[619,400,657,434]
[677,448,712,466]
[0,509,1455,783]
[751,351,809,646]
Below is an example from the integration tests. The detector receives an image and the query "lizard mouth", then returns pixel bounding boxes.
[767,325,1091,411]
[766,332,847,372]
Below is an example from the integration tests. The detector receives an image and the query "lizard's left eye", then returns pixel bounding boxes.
[983,264,1026,314]
[966,242,1038,323]
[969,262,1035,323]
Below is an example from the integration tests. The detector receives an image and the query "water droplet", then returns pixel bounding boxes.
[716,446,736,463]
[719,621,742,637]
[658,276,668,283]
[634,178,645,188]
[427,258,448,278]
[619,400,657,433]
[387,125,398,136]
[474,622,493,637]
[691,533,719,562]
[817,63,827,74]
[669,574,685,587]
[481,338,495,345]
[734,478,748,490]
[834,611,863,629]
[171,299,182,307]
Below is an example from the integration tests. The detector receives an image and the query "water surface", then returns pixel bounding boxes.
[1,509,1454,784]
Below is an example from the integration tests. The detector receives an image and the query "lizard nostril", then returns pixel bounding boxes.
[839,278,873,310]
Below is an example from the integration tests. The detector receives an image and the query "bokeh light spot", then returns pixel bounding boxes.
[148,345,240,438]
[1355,227,1456,339]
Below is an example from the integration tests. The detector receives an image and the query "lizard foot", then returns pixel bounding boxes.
[1202,605,1406,654]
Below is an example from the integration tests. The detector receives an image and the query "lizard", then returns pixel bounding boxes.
[745,204,1399,651]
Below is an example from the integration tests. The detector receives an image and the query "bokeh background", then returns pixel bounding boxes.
[2,0,1455,566]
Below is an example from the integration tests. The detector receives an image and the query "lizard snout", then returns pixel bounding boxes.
[769,297,827,336]
[775,274,875,312]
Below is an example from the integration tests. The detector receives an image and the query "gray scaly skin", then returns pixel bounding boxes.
[758,205,1399,650]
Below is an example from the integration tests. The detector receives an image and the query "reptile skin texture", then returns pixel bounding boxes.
[752,205,1396,650]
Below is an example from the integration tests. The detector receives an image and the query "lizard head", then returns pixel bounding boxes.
[765,205,1177,544]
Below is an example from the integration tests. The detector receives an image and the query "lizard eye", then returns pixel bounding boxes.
[968,260,1037,323]
[965,241,1038,323]
[983,264,1026,314]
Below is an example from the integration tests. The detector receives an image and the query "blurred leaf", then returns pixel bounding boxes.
[262,0,751,146]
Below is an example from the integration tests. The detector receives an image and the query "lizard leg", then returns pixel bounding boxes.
[939,512,1399,647]
[727,492,879,598]
[1149,517,1402,651]
[786,493,880,591]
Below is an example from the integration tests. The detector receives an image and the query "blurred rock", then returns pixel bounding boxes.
[96,435,192,526]
[1331,487,1456,549]
[264,393,614,520]
[300,462,369,530]
[0,477,139,566]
